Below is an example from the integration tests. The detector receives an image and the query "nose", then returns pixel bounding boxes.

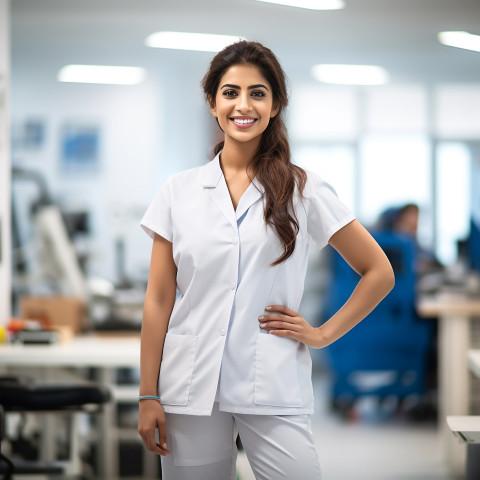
[235,92,251,113]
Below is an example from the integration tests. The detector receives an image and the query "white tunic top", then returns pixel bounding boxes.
[140,152,355,416]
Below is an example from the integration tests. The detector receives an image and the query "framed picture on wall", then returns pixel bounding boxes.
[60,122,100,174]
[12,118,46,151]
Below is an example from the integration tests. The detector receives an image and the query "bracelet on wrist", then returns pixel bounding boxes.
[138,395,160,401]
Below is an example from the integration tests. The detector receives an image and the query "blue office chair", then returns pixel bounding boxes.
[322,231,432,416]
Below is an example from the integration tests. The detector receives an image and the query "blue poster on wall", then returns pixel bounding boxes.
[60,123,100,174]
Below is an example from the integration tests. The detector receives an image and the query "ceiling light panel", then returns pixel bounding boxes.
[438,31,480,53]
[58,65,146,85]
[255,0,345,10]
[312,64,389,85]
[145,32,246,52]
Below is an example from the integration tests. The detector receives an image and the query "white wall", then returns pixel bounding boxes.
[11,57,211,288]
[0,0,11,326]
[12,76,159,284]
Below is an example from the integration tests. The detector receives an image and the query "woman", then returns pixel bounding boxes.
[138,40,394,480]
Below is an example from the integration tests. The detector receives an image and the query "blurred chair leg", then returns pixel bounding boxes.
[39,414,56,464]
[96,367,118,479]
[65,413,83,476]
[466,444,480,480]
[0,405,14,480]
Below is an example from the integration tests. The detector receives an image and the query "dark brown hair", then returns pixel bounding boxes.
[201,40,307,266]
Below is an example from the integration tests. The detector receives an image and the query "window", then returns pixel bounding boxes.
[359,134,432,245]
[435,142,471,265]
[292,144,356,211]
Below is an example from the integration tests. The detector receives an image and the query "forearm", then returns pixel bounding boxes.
[318,267,394,348]
[139,297,173,396]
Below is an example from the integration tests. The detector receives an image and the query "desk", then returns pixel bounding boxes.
[417,292,480,477]
[0,334,145,479]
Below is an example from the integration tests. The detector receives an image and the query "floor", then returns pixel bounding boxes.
[236,371,457,480]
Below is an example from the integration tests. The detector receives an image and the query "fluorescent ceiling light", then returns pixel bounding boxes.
[58,65,146,85]
[438,31,480,53]
[255,0,344,10]
[145,32,246,52]
[312,64,389,85]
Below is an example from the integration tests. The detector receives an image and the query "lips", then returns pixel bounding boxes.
[230,117,258,129]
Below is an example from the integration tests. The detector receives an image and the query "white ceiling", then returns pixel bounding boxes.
[10,0,480,85]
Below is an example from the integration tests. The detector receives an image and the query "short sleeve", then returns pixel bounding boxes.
[140,179,173,242]
[306,172,355,249]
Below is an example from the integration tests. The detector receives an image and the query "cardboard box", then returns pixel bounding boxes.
[19,295,88,334]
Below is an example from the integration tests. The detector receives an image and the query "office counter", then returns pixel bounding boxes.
[0,334,140,367]
[417,292,480,477]
[0,334,154,480]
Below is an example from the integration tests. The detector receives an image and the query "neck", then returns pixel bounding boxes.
[220,137,259,177]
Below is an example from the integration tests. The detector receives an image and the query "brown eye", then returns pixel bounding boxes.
[223,90,237,97]
[251,91,266,97]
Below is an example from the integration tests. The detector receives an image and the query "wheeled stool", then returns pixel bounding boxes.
[0,375,111,479]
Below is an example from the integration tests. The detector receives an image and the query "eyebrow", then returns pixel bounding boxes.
[220,83,269,91]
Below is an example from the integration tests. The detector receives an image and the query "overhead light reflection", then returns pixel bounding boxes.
[438,31,480,53]
[312,64,389,85]
[145,32,246,52]
[58,65,146,85]
[255,0,345,10]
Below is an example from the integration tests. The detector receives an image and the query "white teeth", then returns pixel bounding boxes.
[233,118,255,124]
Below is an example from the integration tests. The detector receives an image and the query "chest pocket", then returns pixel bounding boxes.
[254,332,302,407]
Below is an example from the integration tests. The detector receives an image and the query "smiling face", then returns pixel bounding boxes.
[209,63,279,150]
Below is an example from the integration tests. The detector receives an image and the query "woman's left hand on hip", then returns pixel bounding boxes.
[258,305,326,348]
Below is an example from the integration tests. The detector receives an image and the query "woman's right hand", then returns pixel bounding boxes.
[138,400,170,456]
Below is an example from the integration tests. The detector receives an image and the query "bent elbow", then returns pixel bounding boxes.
[387,271,396,293]
[382,265,395,294]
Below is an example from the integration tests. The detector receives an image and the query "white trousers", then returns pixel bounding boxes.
[160,402,322,480]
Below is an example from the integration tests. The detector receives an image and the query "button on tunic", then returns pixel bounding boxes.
[140,153,355,416]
